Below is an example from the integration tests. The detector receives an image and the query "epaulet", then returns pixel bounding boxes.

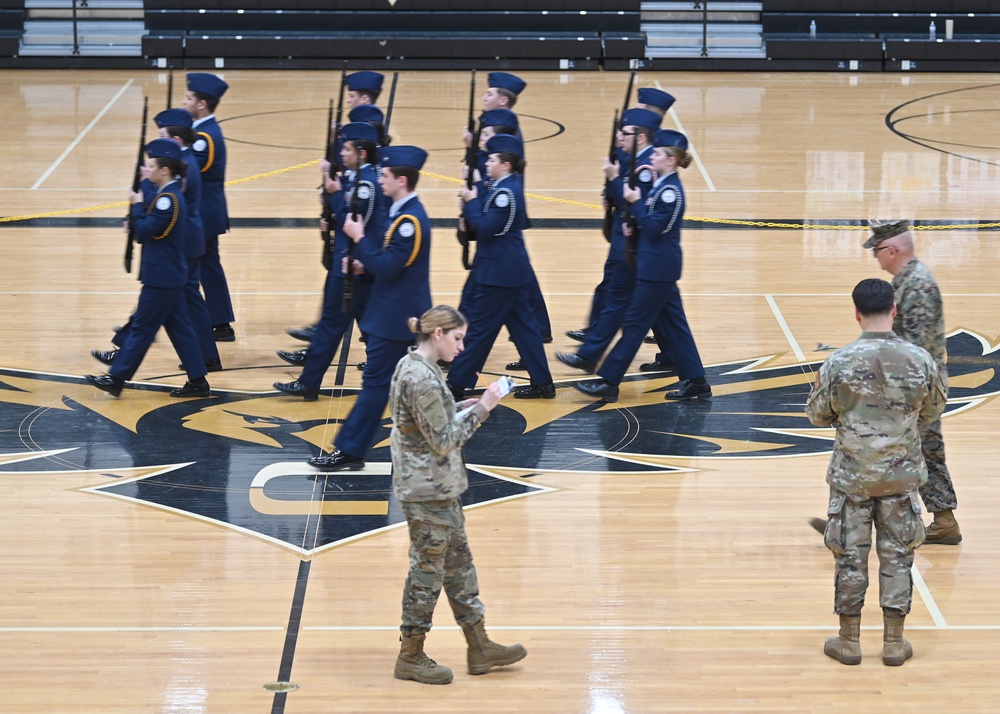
[384,214,423,267]
[193,131,216,173]
[149,191,180,240]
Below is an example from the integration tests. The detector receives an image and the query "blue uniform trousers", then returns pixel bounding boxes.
[109,285,207,382]
[597,280,705,386]
[201,232,235,325]
[448,283,552,390]
[299,274,367,390]
[333,335,411,458]
[587,255,614,330]
[185,257,219,363]
[578,258,635,363]
[525,271,552,339]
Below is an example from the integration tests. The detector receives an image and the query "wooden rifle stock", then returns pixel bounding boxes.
[456,69,476,270]
[124,96,149,275]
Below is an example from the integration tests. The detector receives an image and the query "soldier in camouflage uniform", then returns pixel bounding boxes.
[807,278,946,666]
[865,219,961,544]
[389,305,527,685]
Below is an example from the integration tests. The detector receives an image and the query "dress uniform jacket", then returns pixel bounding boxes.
[190,115,228,238]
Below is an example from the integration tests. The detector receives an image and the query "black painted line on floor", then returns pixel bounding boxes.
[271,559,312,714]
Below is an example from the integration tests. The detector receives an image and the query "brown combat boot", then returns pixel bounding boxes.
[394,633,453,685]
[462,619,527,675]
[823,614,862,665]
[924,509,962,545]
[882,613,913,666]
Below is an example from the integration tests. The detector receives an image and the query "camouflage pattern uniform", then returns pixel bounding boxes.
[389,347,491,636]
[891,257,956,513]
[806,331,946,615]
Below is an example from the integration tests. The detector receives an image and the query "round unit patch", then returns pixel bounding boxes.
[398,221,415,238]
[155,196,173,211]
[192,138,208,152]
[638,169,653,183]
[494,192,510,209]
[357,185,371,200]
[660,188,677,204]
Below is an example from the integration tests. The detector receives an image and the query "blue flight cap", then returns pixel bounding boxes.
[378,145,428,171]
[652,129,688,151]
[486,133,523,159]
[341,121,379,144]
[488,72,526,96]
[637,88,675,112]
[621,108,662,131]
[154,108,193,129]
[186,73,228,100]
[346,71,384,93]
[480,108,519,132]
[348,104,384,124]
[146,138,182,161]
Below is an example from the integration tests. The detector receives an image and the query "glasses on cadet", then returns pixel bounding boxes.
[872,246,892,257]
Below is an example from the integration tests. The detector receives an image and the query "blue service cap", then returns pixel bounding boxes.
[348,104,384,124]
[346,71,384,93]
[637,88,676,112]
[480,108,519,132]
[186,73,228,100]
[154,108,193,129]
[146,138,182,161]
[379,145,427,171]
[652,129,688,151]
[488,72,526,96]
[485,133,523,159]
[341,121,379,144]
[621,108,662,132]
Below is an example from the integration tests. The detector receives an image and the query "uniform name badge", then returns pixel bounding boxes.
[155,196,172,211]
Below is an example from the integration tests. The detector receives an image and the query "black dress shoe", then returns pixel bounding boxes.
[447,381,465,401]
[356,361,367,371]
[565,329,588,343]
[572,379,619,403]
[639,360,674,373]
[309,449,365,471]
[178,359,224,372]
[664,380,712,401]
[286,325,315,342]
[274,380,319,401]
[513,382,556,399]
[556,352,597,374]
[277,349,309,367]
[170,379,211,398]
[505,359,527,371]
[86,373,124,397]
[91,349,118,366]
[643,335,656,344]
[213,324,236,342]
[542,335,553,344]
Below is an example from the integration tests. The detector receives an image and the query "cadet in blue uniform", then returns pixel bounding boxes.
[183,73,234,342]
[557,108,662,375]
[309,146,433,472]
[447,134,555,401]
[573,130,711,403]
[86,139,210,398]
[274,122,382,399]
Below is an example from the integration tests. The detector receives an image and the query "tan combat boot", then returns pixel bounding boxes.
[394,633,453,685]
[882,613,913,666]
[823,614,862,665]
[462,619,527,675]
[924,509,962,545]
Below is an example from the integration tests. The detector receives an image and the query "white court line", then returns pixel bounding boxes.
[31,79,134,190]
[912,563,948,627]
[655,80,716,192]
[764,294,806,362]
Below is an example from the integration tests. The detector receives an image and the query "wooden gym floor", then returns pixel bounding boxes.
[1,69,999,713]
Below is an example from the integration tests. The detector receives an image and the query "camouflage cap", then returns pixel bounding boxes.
[863,219,910,249]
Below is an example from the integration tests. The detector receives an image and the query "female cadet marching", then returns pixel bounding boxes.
[446,134,555,400]
[390,305,526,685]
[273,122,381,400]
[573,129,711,403]
[86,139,210,398]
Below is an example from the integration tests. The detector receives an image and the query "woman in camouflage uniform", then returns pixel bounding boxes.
[389,305,527,685]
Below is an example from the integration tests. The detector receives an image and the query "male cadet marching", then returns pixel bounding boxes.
[557,107,663,375]
[87,139,210,398]
[273,122,382,399]
[183,73,235,343]
[807,278,945,666]
[309,146,433,472]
